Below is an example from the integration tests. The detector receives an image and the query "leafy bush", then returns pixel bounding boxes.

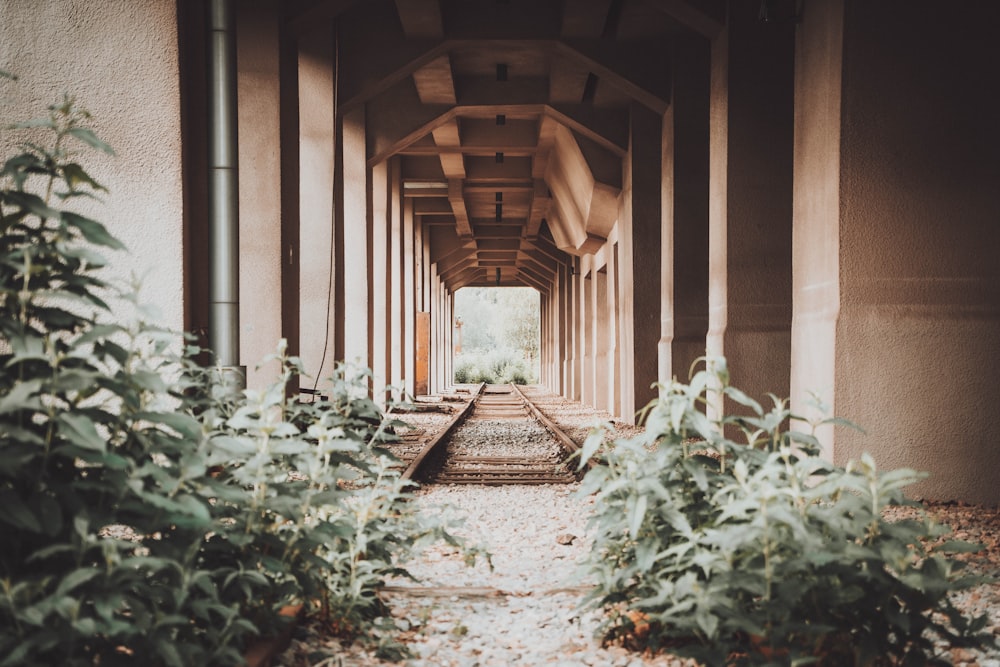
[453,349,534,385]
[0,94,453,666]
[578,358,992,666]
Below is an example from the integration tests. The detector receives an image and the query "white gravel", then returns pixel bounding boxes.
[279,483,697,667]
[279,386,1000,667]
[446,419,563,459]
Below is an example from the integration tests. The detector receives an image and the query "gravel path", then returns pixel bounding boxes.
[279,387,1000,667]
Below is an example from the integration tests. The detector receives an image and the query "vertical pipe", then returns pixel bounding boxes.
[207,0,245,387]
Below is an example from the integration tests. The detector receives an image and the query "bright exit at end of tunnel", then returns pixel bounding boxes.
[453,287,539,385]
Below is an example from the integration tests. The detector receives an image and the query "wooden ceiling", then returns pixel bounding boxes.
[286,0,723,292]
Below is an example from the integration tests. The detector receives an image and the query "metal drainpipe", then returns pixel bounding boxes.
[207,0,246,389]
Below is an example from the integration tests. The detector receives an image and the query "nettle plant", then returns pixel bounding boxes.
[578,359,992,667]
[0,92,456,666]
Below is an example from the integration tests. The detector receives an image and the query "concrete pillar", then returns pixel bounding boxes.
[429,271,437,391]
[370,160,389,400]
[568,259,581,401]
[619,103,664,421]
[336,106,369,367]
[235,2,282,387]
[581,260,594,407]
[445,290,454,388]
[430,270,441,392]
[668,32,711,383]
[707,3,794,414]
[792,0,1000,505]
[403,198,416,396]
[388,158,403,397]
[545,293,551,387]
[595,266,609,411]
[558,265,569,394]
[606,238,621,414]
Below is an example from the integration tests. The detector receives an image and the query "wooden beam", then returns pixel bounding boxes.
[640,0,724,39]
[285,0,362,37]
[394,0,444,38]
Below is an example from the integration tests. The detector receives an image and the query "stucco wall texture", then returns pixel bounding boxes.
[834,2,1000,504]
[0,0,184,330]
[794,1,1000,505]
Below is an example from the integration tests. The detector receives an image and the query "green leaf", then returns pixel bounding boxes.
[0,489,37,531]
[62,212,125,250]
[60,163,106,193]
[578,428,604,470]
[628,493,647,540]
[724,386,763,416]
[66,127,115,155]
[3,190,59,219]
[54,567,101,597]
[0,378,43,414]
[135,411,203,441]
[11,116,55,130]
[210,434,257,457]
[57,412,107,452]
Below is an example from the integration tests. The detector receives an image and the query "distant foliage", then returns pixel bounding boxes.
[0,94,458,666]
[454,349,533,385]
[454,286,539,360]
[578,358,993,666]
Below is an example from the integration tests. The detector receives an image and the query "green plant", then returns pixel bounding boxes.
[453,349,534,385]
[0,93,464,666]
[200,347,462,651]
[578,358,992,666]
[0,95,256,666]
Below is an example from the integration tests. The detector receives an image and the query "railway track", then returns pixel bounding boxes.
[391,384,583,485]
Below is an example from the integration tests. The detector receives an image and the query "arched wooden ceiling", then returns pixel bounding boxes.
[286,0,723,292]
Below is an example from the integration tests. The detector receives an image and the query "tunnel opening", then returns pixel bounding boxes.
[453,286,540,385]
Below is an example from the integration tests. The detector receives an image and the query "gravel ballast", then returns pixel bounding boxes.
[279,387,1000,667]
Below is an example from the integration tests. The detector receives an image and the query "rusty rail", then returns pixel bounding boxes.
[509,383,590,473]
[399,383,485,482]
[403,383,583,485]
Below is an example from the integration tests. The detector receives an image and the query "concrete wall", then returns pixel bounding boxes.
[236,1,283,386]
[834,1,1000,503]
[709,2,795,415]
[792,0,1000,504]
[297,32,337,385]
[0,0,184,329]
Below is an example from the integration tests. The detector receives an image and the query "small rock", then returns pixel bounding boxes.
[557,533,577,545]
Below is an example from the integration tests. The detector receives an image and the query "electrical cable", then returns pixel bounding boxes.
[312,26,338,398]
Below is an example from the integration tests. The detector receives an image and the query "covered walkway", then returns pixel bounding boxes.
[3,0,997,504]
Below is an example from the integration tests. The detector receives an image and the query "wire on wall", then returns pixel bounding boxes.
[311,25,338,398]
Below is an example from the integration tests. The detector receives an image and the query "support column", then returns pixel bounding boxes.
[558,265,568,394]
[538,294,552,387]
[792,0,1000,504]
[403,198,416,396]
[668,32,711,383]
[335,106,369,367]
[620,102,664,420]
[606,240,621,414]
[595,266,609,412]
[236,1,282,388]
[708,4,794,413]
[581,260,594,407]
[388,158,403,397]
[568,259,581,401]
[370,160,389,400]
